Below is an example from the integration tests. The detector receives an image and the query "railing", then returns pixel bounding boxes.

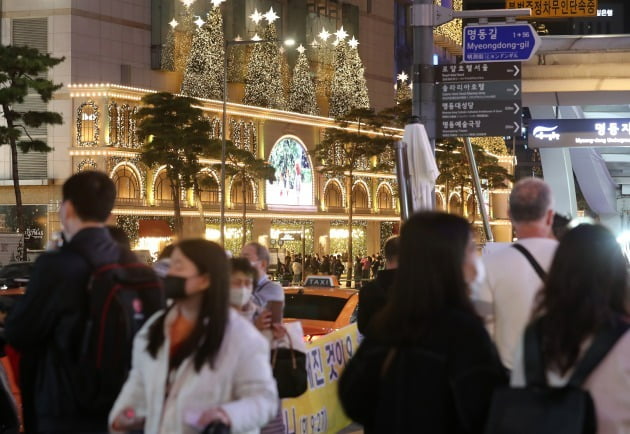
[115,197,147,207]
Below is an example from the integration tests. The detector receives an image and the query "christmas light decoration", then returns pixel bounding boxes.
[194,16,205,28]
[181,7,224,99]
[289,48,319,115]
[396,70,411,104]
[180,0,195,7]
[348,36,359,49]
[244,22,286,109]
[251,33,262,41]
[210,0,225,7]
[334,26,348,41]
[318,28,331,42]
[296,44,305,54]
[173,9,194,72]
[249,8,264,24]
[397,71,408,83]
[329,40,370,117]
[263,7,279,24]
[161,22,176,71]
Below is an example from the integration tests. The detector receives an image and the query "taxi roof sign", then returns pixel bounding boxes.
[505,0,597,18]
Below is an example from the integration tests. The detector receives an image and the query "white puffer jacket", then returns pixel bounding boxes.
[109,308,278,434]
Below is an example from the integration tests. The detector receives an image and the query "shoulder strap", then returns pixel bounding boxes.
[568,319,630,387]
[512,244,547,280]
[523,320,547,387]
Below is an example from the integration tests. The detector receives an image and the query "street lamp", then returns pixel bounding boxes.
[219,37,296,247]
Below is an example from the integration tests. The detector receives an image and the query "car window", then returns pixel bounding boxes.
[304,277,334,287]
[284,294,347,321]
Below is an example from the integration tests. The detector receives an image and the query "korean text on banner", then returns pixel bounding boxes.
[282,324,360,434]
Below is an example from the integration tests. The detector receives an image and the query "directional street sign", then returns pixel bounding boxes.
[436,62,522,138]
[463,23,542,63]
[505,0,597,19]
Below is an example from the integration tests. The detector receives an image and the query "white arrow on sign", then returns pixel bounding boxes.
[510,84,520,96]
[511,103,520,114]
[512,122,520,134]
[513,65,520,77]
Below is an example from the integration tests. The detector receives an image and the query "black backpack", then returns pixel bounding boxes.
[485,318,629,434]
[76,259,164,415]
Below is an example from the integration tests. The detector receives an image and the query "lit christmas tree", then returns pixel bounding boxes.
[289,45,319,115]
[280,47,291,106]
[243,7,285,109]
[161,19,177,71]
[396,71,412,104]
[346,36,370,111]
[173,8,194,72]
[181,7,225,99]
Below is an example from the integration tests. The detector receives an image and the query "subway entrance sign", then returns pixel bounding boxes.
[463,23,541,63]
[505,1,597,18]
[437,63,522,138]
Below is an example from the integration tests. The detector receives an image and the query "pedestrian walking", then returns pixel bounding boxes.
[497,224,630,434]
[4,171,163,433]
[353,257,362,289]
[110,240,278,433]
[473,178,558,370]
[339,212,506,433]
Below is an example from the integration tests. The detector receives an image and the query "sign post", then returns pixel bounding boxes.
[437,63,522,138]
[463,23,541,63]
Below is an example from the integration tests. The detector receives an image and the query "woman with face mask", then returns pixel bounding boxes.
[109,239,278,434]
[229,258,259,319]
[339,212,507,434]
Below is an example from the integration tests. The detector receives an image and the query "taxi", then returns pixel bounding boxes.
[283,275,358,342]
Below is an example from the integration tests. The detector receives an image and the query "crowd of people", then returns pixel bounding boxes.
[0,171,628,433]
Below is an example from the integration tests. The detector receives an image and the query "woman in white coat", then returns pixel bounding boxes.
[110,239,278,434]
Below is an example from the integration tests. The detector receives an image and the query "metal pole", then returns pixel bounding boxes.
[412,0,436,150]
[220,41,228,247]
[463,137,494,242]
[395,140,413,221]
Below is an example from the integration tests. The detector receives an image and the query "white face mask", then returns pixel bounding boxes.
[230,286,253,308]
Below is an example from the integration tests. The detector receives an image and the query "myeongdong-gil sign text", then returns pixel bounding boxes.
[528,119,630,149]
[506,0,597,18]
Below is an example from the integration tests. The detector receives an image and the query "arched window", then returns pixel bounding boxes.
[113,166,140,200]
[435,193,445,210]
[377,186,393,209]
[449,194,462,213]
[155,171,175,202]
[324,182,343,208]
[231,179,254,205]
[352,183,369,209]
[200,176,220,204]
[77,101,99,146]
[466,195,476,217]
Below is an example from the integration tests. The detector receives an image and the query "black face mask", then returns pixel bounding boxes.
[163,276,188,299]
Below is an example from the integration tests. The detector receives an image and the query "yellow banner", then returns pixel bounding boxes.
[505,0,598,18]
[282,324,360,434]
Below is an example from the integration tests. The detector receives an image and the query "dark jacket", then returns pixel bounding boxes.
[357,269,396,336]
[339,308,507,434]
[5,227,128,433]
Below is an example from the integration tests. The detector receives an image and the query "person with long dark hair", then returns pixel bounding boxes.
[109,239,278,433]
[339,212,506,433]
[511,224,630,433]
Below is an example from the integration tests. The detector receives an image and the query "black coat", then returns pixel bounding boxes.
[357,269,396,336]
[5,227,127,433]
[339,308,507,434]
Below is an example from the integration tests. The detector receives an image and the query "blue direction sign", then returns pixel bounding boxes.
[463,23,542,63]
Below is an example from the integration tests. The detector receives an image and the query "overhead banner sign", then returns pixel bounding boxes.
[528,119,630,148]
[505,0,597,18]
[282,324,359,434]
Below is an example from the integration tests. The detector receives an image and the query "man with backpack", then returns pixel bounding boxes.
[4,171,163,433]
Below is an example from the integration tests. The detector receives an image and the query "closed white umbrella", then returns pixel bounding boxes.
[403,123,439,211]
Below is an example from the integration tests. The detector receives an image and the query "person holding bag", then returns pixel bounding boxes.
[339,212,506,433]
[493,224,630,434]
[109,240,278,434]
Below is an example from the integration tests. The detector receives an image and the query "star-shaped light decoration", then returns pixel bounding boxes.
[311,39,319,47]
[210,0,225,7]
[296,44,306,54]
[318,28,331,42]
[264,7,279,24]
[348,36,359,49]
[194,16,205,28]
[334,26,348,41]
[234,34,243,41]
[251,33,262,41]
[169,18,179,28]
[397,71,409,83]
[332,39,340,47]
[180,0,195,8]
[249,8,264,24]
